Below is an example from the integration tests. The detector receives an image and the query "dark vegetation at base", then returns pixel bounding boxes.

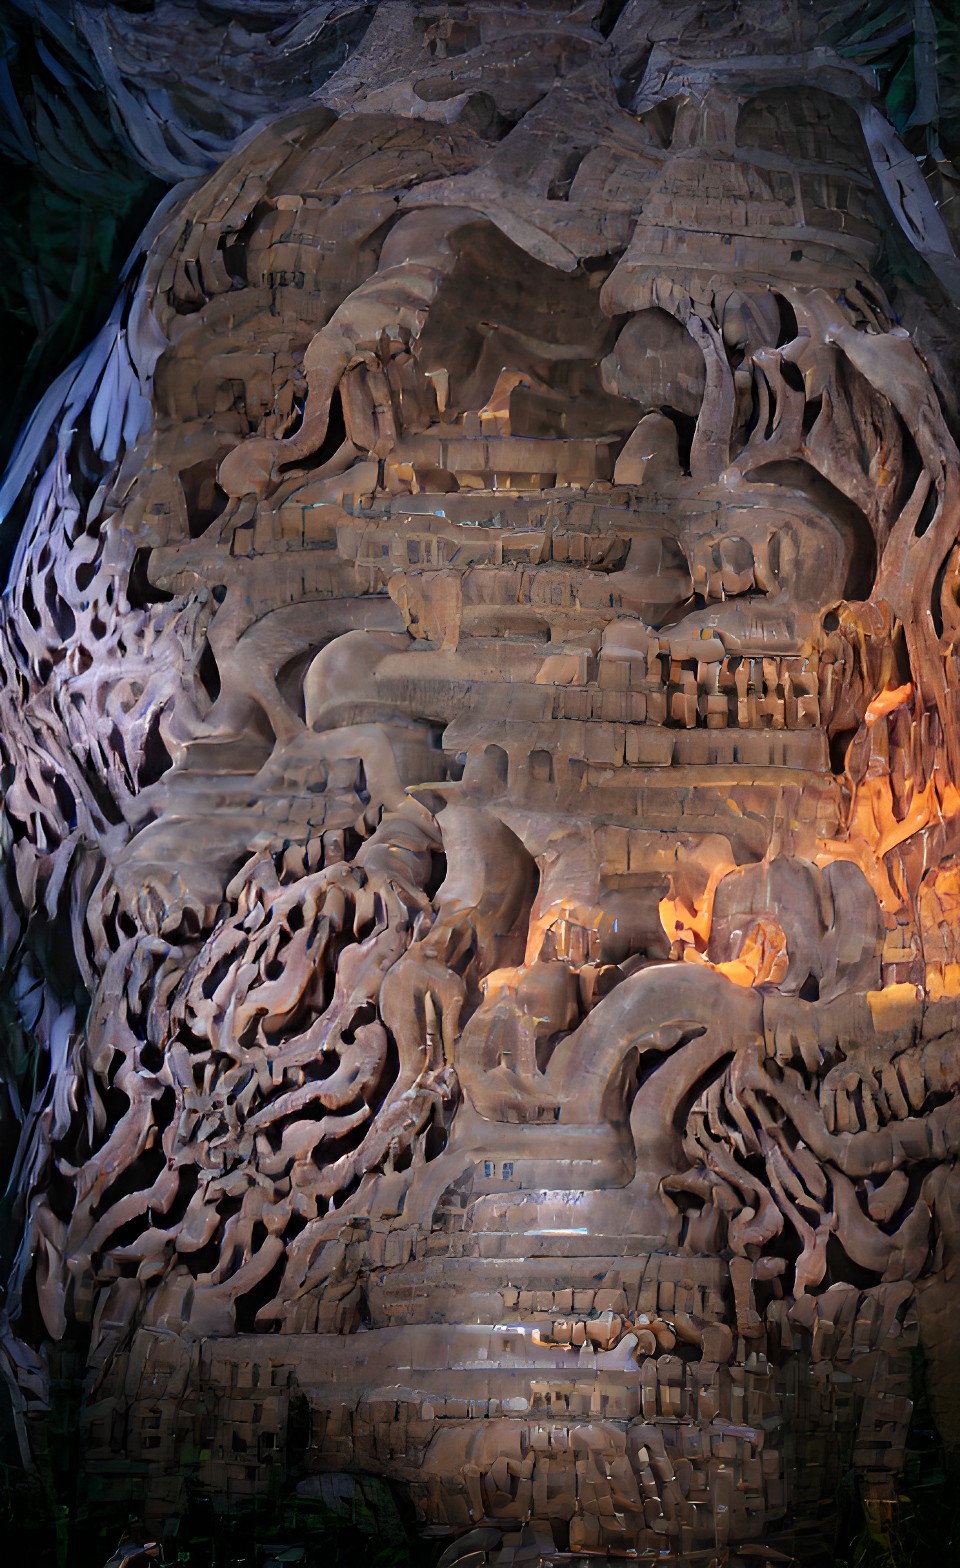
[833,1346,960,1567]
[0,1366,957,1568]
[836,1484,960,1568]
[0,1462,442,1568]
[0,1482,959,1568]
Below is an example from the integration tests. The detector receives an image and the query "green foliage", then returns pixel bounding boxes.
[0,1473,444,1568]
[72,1482,441,1568]
[207,1485,435,1568]
[826,0,960,155]
[835,1343,960,1568]
[836,1481,960,1568]
[0,11,165,474]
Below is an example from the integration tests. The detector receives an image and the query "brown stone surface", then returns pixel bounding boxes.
[1,3,959,1562]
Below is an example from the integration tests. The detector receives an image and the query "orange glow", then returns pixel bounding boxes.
[656,682,960,996]
[479,964,524,1000]
[811,679,960,998]
[658,858,735,957]
[683,917,790,988]
[918,863,960,996]
[524,897,604,967]
[816,768,960,912]
[864,682,913,724]
[478,368,537,433]
[930,964,960,999]
[718,917,790,987]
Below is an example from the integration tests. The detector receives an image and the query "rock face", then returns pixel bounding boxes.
[1,2,960,1561]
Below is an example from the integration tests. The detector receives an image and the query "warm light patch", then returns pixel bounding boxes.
[717,917,790,987]
[657,681,960,993]
[866,981,922,1031]
[864,681,913,725]
[682,918,790,988]
[658,859,735,957]
[816,768,960,911]
[918,863,960,996]
[524,897,605,967]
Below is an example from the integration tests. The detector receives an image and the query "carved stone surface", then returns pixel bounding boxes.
[1,3,959,1562]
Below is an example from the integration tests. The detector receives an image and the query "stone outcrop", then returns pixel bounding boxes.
[1,4,959,1562]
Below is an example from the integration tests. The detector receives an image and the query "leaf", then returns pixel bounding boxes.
[887,48,918,129]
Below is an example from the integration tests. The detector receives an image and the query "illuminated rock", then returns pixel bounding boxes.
[1,3,959,1561]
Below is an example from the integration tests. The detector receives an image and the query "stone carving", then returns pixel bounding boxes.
[1,2,959,1562]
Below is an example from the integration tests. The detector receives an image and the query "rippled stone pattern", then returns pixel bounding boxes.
[1,3,959,1562]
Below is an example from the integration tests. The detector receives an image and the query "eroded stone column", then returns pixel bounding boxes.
[1,3,959,1561]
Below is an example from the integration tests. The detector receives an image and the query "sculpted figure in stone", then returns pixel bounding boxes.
[1,3,960,1562]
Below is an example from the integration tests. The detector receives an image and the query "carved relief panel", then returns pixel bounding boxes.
[1,4,959,1563]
